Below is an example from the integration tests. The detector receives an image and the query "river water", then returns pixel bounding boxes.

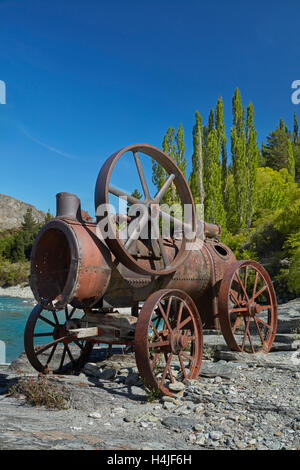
[0,296,35,362]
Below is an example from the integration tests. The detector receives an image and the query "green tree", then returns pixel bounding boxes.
[189,111,204,207]
[245,102,259,229]
[231,88,247,232]
[215,95,227,207]
[262,120,292,172]
[174,123,186,177]
[293,112,299,144]
[203,128,226,227]
[44,210,53,223]
[287,139,295,179]
[22,208,37,232]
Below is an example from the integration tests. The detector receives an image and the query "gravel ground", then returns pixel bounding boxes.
[0,298,299,451]
[0,285,34,300]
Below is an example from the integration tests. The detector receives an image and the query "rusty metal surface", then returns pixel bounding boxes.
[25,142,278,387]
[94,144,197,276]
[218,260,277,353]
[134,288,203,396]
[30,218,112,310]
[24,303,94,374]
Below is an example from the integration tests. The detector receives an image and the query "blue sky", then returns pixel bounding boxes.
[0,0,299,217]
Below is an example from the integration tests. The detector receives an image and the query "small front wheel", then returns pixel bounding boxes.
[24,303,93,373]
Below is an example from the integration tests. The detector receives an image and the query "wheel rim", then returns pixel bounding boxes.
[94,144,196,276]
[219,261,277,353]
[24,304,93,373]
[135,289,203,396]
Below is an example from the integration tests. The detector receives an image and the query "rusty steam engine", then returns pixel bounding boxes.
[24,144,278,396]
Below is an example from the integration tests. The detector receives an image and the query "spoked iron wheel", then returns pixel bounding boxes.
[134,289,203,396]
[94,144,197,276]
[218,260,277,353]
[24,303,94,374]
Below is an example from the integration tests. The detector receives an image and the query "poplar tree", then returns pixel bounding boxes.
[293,112,298,144]
[231,88,247,231]
[245,102,259,229]
[174,123,187,177]
[215,95,227,207]
[152,127,176,195]
[287,139,295,179]
[189,111,204,207]
[203,128,226,227]
[292,112,300,181]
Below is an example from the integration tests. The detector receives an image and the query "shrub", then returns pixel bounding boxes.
[8,375,68,409]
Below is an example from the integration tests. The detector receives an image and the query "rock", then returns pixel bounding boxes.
[125,373,142,386]
[209,431,223,441]
[83,363,102,378]
[0,193,47,230]
[99,368,117,380]
[168,381,185,392]
[199,361,233,379]
[162,396,179,404]
[162,416,197,430]
[88,412,102,419]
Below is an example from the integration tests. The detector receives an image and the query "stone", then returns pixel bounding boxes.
[209,431,223,441]
[162,416,197,430]
[88,412,102,419]
[99,368,117,380]
[83,363,102,378]
[199,361,233,379]
[168,381,185,392]
[125,373,142,386]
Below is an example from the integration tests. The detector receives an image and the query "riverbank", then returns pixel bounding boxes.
[0,284,34,300]
[0,299,299,450]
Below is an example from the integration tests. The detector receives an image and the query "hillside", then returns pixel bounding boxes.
[0,194,47,230]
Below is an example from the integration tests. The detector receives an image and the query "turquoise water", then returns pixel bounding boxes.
[0,296,36,362]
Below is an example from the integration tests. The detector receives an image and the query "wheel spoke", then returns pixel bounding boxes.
[58,346,67,370]
[154,174,175,203]
[241,317,251,351]
[176,301,184,329]
[258,305,272,311]
[160,352,173,386]
[33,332,53,337]
[256,317,273,330]
[229,289,241,306]
[35,336,68,356]
[235,272,249,303]
[109,185,143,205]
[124,210,148,250]
[230,307,248,313]
[150,217,170,268]
[133,151,150,200]
[181,350,193,362]
[178,351,188,379]
[158,302,172,332]
[52,311,59,325]
[253,284,268,300]
[231,315,242,333]
[46,343,58,365]
[252,271,259,299]
[178,315,192,329]
[150,320,161,339]
[72,338,85,350]
[39,315,56,328]
[66,345,75,364]
[253,316,266,347]
[68,307,77,320]
[150,352,161,370]
[244,265,248,291]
